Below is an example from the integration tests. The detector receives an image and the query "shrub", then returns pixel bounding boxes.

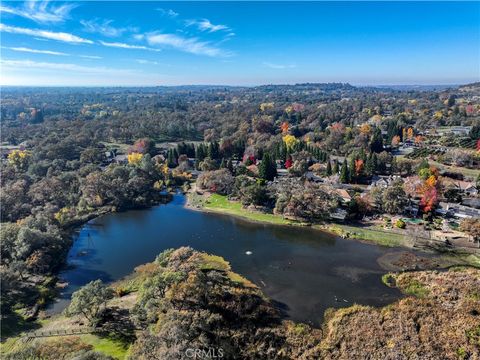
[395,219,406,229]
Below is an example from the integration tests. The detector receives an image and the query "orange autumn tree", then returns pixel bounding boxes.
[415,135,425,146]
[360,123,371,135]
[355,159,364,176]
[391,135,401,147]
[419,167,440,217]
[424,174,437,188]
[407,127,414,140]
[420,187,438,214]
[280,122,289,134]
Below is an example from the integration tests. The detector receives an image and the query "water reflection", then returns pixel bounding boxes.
[48,194,401,326]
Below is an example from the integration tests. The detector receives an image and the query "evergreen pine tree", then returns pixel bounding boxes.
[207,142,215,159]
[418,158,429,171]
[391,156,397,174]
[227,159,234,174]
[280,142,287,161]
[359,148,367,162]
[365,153,374,177]
[188,143,195,157]
[195,144,206,162]
[340,160,350,183]
[333,160,339,174]
[370,127,384,153]
[206,141,220,160]
[326,160,332,176]
[177,142,185,156]
[372,153,378,174]
[349,157,356,183]
[259,152,277,181]
[167,149,176,168]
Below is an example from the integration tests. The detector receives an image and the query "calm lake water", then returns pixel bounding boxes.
[49,194,402,326]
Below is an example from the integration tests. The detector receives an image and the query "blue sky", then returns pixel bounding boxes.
[1,1,479,86]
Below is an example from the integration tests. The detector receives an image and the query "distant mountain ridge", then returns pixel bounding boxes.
[2,81,476,93]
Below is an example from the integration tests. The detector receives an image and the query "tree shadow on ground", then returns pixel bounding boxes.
[1,311,42,340]
[97,306,137,344]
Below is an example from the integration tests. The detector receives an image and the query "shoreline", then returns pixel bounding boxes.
[1,193,175,339]
[3,190,478,345]
[185,190,480,268]
[6,190,477,334]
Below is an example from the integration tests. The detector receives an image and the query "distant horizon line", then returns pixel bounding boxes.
[1,82,476,88]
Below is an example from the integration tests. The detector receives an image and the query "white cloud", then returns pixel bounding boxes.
[80,55,103,59]
[263,62,296,70]
[0,1,76,24]
[99,40,161,52]
[0,24,93,44]
[80,18,135,37]
[136,59,159,65]
[146,33,229,57]
[3,46,68,56]
[156,8,179,18]
[196,19,229,33]
[186,19,231,33]
[1,59,135,75]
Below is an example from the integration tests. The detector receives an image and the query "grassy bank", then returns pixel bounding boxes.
[192,193,480,268]
[81,334,130,359]
[202,193,295,226]
[195,193,410,247]
[325,224,411,247]
[1,332,130,359]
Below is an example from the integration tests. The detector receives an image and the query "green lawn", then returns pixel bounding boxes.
[81,334,130,359]
[204,194,294,225]
[1,330,131,359]
[204,195,411,246]
[394,155,479,179]
[429,160,480,179]
[326,224,410,247]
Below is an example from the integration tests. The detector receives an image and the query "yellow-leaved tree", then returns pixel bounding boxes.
[260,102,274,112]
[360,123,371,134]
[8,150,31,170]
[128,152,143,165]
[283,134,298,150]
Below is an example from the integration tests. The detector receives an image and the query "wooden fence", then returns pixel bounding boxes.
[21,326,99,342]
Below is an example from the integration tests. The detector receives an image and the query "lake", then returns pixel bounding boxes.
[49,194,403,326]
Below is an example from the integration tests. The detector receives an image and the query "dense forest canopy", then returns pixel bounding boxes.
[1,82,479,357]
[2,83,478,147]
